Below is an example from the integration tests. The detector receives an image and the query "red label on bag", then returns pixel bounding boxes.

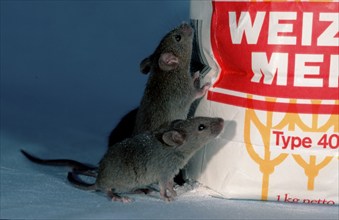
[208,1,339,114]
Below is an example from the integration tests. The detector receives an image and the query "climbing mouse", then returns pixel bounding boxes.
[108,23,210,146]
[107,23,208,185]
[132,22,210,135]
[68,116,224,203]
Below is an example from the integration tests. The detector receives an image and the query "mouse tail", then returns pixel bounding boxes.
[20,149,97,172]
[67,171,97,191]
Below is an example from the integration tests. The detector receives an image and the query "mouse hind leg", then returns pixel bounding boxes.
[159,179,177,202]
[165,179,177,198]
[106,190,133,203]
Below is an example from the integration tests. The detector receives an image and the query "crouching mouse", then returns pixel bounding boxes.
[133,22,210,135]
[68,117,224,203]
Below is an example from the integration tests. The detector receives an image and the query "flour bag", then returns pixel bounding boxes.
[186,0,339,205]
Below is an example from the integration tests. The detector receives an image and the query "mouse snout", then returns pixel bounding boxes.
[211,118,224,135]
[180,23,193,36]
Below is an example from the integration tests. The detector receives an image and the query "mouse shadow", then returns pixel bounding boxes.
[184,120,237,181]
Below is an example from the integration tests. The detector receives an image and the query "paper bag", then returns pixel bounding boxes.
[187,0,339,205]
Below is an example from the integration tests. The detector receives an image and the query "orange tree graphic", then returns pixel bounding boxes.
[244,97,338,200]
[275,100,338,190]
[244,96,288,200]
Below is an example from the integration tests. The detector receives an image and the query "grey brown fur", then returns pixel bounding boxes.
[133,23,210,135]
[68,117,224,203]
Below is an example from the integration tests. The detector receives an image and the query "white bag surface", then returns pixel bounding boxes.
[187,0,339,205]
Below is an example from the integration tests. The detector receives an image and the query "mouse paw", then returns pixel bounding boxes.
[166,183,177,198]
[195,82,211,99]
[192,71,200,81]
[107,191,133,203]
[168,189,177,198]
[192,71,201,89]
[111,195,133,203]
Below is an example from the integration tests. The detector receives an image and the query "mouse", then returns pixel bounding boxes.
[108,23,209,147]
[132,22,210,135]
[67,116,224,203]
[107,23,209,185]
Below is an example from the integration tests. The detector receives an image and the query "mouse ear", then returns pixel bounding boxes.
[158,52,179,71]
[162,130,185,147]
[140,57,152,74]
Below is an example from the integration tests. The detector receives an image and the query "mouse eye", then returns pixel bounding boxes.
[174,34,181,42]
[198,124,206,131]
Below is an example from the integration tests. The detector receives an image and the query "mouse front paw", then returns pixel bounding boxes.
[195,82,211,99]
[159,182,177,202]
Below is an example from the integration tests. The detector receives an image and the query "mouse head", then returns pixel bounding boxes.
[160,117,224,154]
[140,23,194,74]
